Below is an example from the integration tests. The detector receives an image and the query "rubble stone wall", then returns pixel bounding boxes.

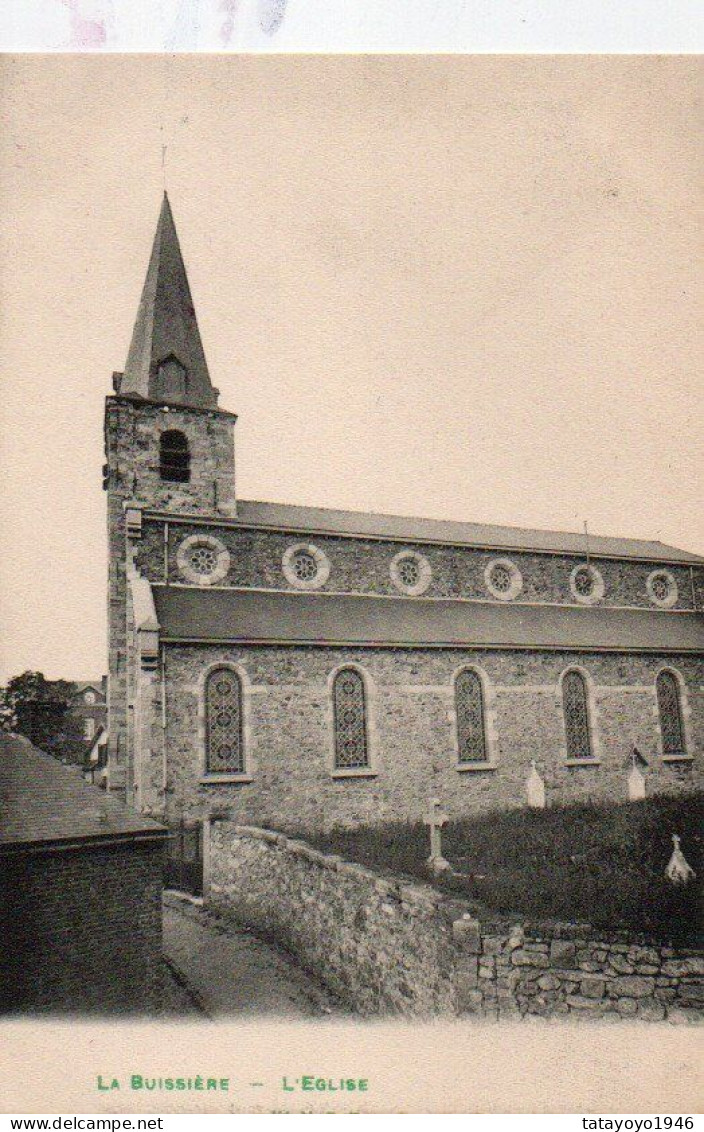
[208,822,703,1022]
[160,644,702,829]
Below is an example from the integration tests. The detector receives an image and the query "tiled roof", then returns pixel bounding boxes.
[229,501,703,564]
[0,735,166,851]
[152,585,704,653]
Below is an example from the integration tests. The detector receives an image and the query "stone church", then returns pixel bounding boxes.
[104,195,703,833]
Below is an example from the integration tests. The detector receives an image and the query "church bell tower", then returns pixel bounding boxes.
[103,194,237,798]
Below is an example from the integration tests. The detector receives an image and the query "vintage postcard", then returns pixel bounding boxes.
[0,49,702,1115]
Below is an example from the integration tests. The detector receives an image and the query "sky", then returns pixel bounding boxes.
[0,54,701,682]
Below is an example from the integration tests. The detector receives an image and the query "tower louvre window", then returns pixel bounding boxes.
[156,355,188,401]
[455,668,488,763]
[562,670,592,760]
[159,430,190,483]
[656,670,686,757]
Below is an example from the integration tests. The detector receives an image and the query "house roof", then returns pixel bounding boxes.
[196,499,703,565]
[152,585,704,653]
[72,680,106,697]
[0,734,166,853]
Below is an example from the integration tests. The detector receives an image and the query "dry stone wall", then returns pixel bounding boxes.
[208,822,703,1022]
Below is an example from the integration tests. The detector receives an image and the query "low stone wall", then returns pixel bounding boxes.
[463,924,703,1023]
[207,821,703,1022]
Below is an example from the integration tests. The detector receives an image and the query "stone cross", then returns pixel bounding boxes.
[526,760,546,809]
[424,797,450,875]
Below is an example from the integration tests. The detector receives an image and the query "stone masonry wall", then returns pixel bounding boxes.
[159,644,702,829]
[208,823,704,1022]
[138,518,704,611]
[0,840,165,1015]
[104,395,236,798]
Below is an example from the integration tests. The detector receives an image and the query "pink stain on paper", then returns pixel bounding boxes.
[55,0,285,48]
[59,0,107,47]
[219,0,239,44]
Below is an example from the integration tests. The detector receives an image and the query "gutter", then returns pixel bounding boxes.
[158,636,703,655]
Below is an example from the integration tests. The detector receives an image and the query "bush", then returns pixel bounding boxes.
[293,793,703,946]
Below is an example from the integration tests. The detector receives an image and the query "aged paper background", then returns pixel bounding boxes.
[0,1018,702,1113]
[0,54,702,1112]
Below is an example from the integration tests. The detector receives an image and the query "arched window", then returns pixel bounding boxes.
[455,668,487,763]
[562,670,592,760]
[657,671,686,757]
[205,667,244,775]
[332,668,369,769]
[160,430,190,483]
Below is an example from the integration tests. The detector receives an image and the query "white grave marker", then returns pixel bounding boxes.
[666,834,696,886]
[526,760,546,809]
[627,763,646,801]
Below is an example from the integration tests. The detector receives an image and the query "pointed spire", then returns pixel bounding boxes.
[120,194,218,409]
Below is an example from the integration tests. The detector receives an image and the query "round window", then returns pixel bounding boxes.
[176,534,230,586]
[569,563,604,605]
[292,551,318,582]
[651,575,669,601]
[573,567,594,597]
[398,558,420,588]
[646,569,677,608]
[490,564,512,593]
[390,550,432,595]
[282,543,330,589]
[484,558,522,601]
[189,544,218,577]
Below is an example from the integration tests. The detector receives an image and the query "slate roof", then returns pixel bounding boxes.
[120,193,217,410]
[152,585,704,653]
[227,501,702,564]
[0,734,167,852]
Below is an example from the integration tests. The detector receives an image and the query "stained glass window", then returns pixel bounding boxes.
[490,564,512,593]
[651,574,671,602]
[188,543,218,577]
[205,667,244,774]
[562,670,592,760]
[398,559,420,588]
[657,671,686,757]
[455,669,487,763]
[333,668,369,769]
[160,430,190,483]
[573,568,594,597]
[292,551,318,582]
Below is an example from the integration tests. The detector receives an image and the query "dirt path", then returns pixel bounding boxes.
[162,894,347,1019]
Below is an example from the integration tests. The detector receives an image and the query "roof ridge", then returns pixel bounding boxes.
[236,499,702,561]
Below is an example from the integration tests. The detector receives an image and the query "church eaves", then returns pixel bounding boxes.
[118,193,218,410]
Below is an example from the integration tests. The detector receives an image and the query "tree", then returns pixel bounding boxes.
[1,671,86,764]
